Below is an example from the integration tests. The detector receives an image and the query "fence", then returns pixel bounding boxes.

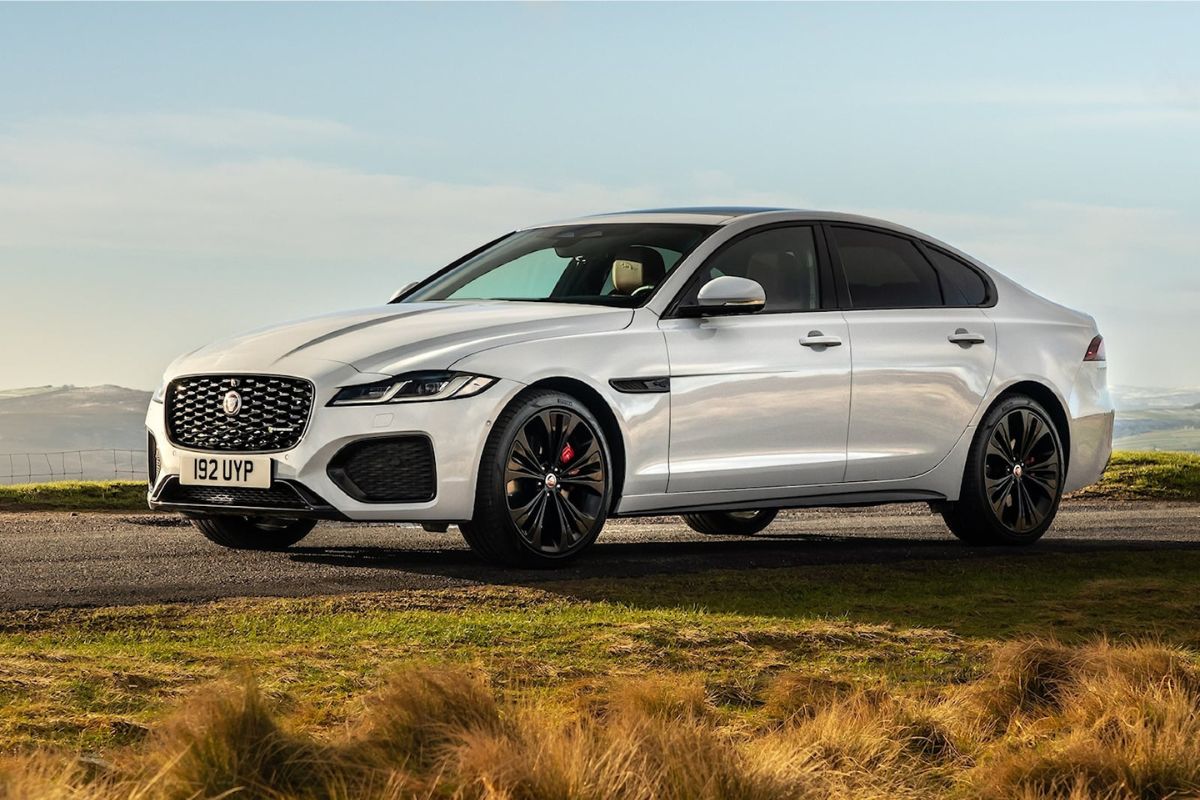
[0,450,146,485]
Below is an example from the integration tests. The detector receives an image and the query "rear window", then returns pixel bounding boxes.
[831,227,943,309]
[924,246,990,306]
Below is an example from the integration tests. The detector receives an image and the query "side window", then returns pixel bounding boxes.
[683,226,820,313]
[831,227,943,309]
[923,246,990,306]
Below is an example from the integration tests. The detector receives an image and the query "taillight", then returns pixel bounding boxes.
[1084,335,1105,362]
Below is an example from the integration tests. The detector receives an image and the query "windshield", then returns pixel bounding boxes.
[404,223,717,307]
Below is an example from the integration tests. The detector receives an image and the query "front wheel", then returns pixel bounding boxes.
[460,390,613,567]
[682,509,778,536]
[191,515,315,550]
[941,394,1065,545]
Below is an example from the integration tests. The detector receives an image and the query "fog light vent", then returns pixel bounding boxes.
[327,436,436,503]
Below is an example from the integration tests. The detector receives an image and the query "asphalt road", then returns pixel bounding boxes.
[0,500,1197,611]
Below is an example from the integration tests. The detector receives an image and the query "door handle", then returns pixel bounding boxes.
[948,328,986,345]
[800,331,843,348]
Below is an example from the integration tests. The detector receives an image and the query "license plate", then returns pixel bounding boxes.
[180,454,272,488]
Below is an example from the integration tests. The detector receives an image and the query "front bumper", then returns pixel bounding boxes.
[146,377,524,521]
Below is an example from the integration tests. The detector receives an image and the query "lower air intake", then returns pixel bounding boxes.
[327,436,437,503]
[159,481,309,510]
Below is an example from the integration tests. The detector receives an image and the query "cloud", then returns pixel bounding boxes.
[0,112,673,267]
[0,111,812,269]
[896,81,1200,127]
[5,110,363,151]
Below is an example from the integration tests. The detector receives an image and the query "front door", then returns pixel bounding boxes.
[659,225,851,493]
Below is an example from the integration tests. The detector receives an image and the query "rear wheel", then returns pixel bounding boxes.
[460,390,613,567]
[941,394,1065,545]
[682,509,778,536]
[191,515,315,551]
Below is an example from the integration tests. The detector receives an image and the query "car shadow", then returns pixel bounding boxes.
[286,531,1200,585]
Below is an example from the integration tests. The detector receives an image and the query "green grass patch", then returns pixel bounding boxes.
[1071,450,1200,501]
[0,480,147,512]
[2,548,1200,753]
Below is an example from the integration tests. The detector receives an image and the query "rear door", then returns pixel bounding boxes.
[827,225,997,482]
[659,224,851,493]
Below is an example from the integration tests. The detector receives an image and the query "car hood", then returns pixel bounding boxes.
[168,302,635,379]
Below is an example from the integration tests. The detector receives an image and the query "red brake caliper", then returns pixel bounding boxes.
[560,443,575,465]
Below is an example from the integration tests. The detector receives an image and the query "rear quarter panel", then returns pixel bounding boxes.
[981,275,1113,493]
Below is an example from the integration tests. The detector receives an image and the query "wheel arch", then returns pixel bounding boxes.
[985,380,1071,473]
[520,376,628,512]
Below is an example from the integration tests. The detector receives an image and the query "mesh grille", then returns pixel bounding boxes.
[166,375,314,452]
[147,433,160,486]
[328,437,436,503]
[160,481,309,510]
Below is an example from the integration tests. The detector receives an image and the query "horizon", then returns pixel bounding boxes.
[3,3,1199,389]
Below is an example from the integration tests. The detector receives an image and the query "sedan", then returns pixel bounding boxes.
[146,208,1114,566]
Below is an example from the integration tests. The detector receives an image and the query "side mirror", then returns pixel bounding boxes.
[388,282,419,304]
[686,276,766,316]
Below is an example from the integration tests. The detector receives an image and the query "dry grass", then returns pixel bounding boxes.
[2,639,1198,800]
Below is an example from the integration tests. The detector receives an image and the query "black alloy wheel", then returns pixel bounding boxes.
[982,407,1062,534]
[504,408,608,555]
[460,390,612,566]
[941,394,1065,545]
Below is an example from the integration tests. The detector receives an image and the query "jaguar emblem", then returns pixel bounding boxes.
[222,390,243,417]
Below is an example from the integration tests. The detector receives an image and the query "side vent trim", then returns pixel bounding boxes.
[609,377,671,394]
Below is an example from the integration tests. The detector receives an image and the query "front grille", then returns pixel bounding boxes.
[166,375,314,452]
[158,480,309,510]
[327,436,437,503]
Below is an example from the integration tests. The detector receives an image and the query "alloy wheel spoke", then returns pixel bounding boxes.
[1019,482,1041,530]
[510,428,545,475]
[988,418,1015,462]
[1013,480,1030,531]
[988,475,1014,516]
[1023,470,1059,497]
[1019,413,1042,462]
[558,492,596,540]
[551,495,578,545]
[510,491,543,526]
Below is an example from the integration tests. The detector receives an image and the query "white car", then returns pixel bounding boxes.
[146,208,1114,566]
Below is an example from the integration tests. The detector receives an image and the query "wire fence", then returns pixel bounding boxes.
[0,450,146,485]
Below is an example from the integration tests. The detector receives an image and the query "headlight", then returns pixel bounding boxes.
[328,371,497,406]
[151,379,168,404]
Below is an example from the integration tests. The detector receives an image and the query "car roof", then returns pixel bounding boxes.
[528,206,924,234]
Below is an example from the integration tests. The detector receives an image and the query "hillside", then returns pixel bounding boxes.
[0,385,151,480]
[1111,385,1200,452]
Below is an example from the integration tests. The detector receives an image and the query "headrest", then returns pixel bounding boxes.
[611,246,666,295]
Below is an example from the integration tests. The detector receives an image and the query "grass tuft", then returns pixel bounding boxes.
[4,640,1200,799]
[352,666,502,769]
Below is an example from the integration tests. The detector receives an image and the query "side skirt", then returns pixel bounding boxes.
[611,489,946,518]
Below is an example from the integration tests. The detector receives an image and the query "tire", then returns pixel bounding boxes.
[682,509,778,536]
[460,389,613,567]
[941,393,1065,546]
[191,515,315,551]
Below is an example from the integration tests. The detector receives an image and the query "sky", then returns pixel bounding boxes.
[1,2,1198,391]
